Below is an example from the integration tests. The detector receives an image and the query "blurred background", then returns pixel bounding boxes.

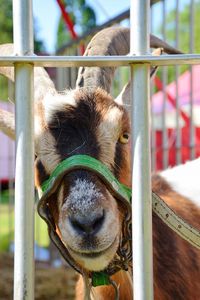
[0,0,200,299]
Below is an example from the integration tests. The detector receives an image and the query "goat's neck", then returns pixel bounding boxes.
[76,270,132,300]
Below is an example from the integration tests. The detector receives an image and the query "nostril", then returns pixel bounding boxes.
[69,210,105,236]
[92,211,105,234]
[70,218,87,234]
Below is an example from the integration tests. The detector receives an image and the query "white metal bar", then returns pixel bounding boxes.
[0,54,200,67]
[161,0,168,169]
[131,0,153,299]
[7,88,15,246]
[150,3,156,171]
[161,68,168,169]
[175,0,182,165]
[70,48,78,88]
[189,0,195,160]
[13,0,34,300]
[150,81,156,171]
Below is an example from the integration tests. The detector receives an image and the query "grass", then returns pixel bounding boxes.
[0,189,14,204]
[0,190,50,252]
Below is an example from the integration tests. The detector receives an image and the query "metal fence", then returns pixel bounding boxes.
[0,0,199,299]
[56,0,199,172]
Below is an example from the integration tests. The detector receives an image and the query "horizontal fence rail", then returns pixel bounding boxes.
[0,54,200,67]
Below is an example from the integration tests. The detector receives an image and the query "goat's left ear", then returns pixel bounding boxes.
[115,82,130,106]
[114,48,163,106]
[150,48,163,79]
[0,109,15,140]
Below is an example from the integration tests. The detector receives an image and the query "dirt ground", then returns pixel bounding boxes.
[0,253,77,300]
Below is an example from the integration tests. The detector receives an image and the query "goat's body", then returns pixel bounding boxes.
[0,28,197,300]
[75,162,200,299]
[152,173,200,300]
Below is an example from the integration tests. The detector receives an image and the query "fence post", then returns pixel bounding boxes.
[13,0,35,299]
[130,0,153,299]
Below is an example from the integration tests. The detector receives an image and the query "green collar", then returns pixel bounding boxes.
[41,154,131,203]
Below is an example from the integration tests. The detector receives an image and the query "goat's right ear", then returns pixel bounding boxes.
[0,109,15,140]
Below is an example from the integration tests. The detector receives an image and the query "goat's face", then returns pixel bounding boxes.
[35,87,131,271]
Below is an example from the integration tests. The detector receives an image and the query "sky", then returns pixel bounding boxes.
[32,0,189,54]
[33,0,130,54]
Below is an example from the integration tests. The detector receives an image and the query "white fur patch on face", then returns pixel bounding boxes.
[62,179,103,215]
[104,106,122,124]
[34,113,44,138]
[161,158,200,207]
[44,90,77,123]
[98,106,122,167]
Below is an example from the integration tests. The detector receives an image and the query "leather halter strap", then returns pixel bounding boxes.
[152,192,200,249]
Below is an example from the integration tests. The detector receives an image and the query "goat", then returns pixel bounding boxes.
[0,27,200,299]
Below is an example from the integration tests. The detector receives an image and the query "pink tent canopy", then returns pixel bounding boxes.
[151,66,200,170]
[0,102,15,180]
[152,65,200,121]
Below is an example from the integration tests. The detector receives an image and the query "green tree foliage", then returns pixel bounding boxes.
[0,0,45,101]
[0,0,45,52]
[56,0,96,50]
[155,1,200,83]
[0,1,13,44]
[0,1,13,100]
[161,2,200,54]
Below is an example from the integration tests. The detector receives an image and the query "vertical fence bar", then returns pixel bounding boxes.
[131,0,153,299]
[189,0,195,160]
[150,4,155,171]
[70,48,78,88]
[175,0,181,165]
[8,81,15,247]
[162,0,168,169]
[13,0,34,299]
[150,82,156,172]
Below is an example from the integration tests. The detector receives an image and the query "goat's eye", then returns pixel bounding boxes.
[119,132,130,144]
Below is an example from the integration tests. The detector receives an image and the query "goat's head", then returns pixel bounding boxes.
[0,27,182,274]
[37,86,132,273]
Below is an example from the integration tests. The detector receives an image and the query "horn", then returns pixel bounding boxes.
[0,44,56,102]
[0,108,15,139]
[76,27,182,93]
[76,27,130,92]
[150,35,183,55]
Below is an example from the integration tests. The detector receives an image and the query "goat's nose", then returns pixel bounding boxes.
[69,210,105,236]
